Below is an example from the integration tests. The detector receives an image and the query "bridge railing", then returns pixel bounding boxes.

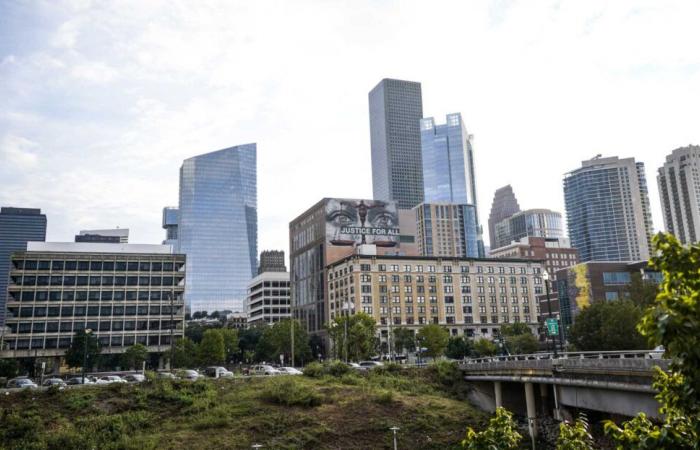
[462,350,665,364]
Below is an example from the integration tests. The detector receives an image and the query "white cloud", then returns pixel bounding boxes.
[0,135,40,169]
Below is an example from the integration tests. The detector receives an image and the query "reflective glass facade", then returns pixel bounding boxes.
[178,145,257,314]
[493,209,564,249]
[415,203,481,258]
[0,207,46,326]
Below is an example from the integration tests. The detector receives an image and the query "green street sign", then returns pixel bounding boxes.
[546,318,559,336]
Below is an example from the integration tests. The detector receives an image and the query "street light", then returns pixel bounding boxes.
[389,426,400,450]
[542,271,558,358]
[82,328,92,384]
[342,301,350,363]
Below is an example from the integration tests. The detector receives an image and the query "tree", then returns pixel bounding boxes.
[0,359,19,378]
[416,324,449,358]
[473,338,497,357]
[238,325,265,359]
[121,344,148,370]
[445,336,473,359]
[326,313,377,361]
[500,324,539,355]
[568,299,648,351]
[65,330,101,369]
[185,322,206,343]
[172,337,197,368]
[557,415,594,450]
[392,327,415,355]
[462,407,522,449]
[219,328,239,363]
[626,272,659,308]
[256,320,311,365]
[199,329,225,365]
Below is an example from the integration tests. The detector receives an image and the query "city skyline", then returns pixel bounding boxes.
[2,1,697,255]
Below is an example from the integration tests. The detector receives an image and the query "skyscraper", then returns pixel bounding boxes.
[564,156,654,262]
[657,145,700,244]
[177,144,257,314]
[488,185,521,249]
[414,203,480,258]
[162,207,179,247]
[258,250,286,274]
[0,207,47,326]
[492,209,565,250]
[369,78,424,209]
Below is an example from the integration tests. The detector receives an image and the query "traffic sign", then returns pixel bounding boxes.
[546,318,559,336]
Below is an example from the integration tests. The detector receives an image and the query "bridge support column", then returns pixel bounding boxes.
[524,382,538,441]
[494,381,503,408]
[539,383,549,416]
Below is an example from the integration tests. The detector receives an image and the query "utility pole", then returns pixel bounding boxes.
[543,271,558,358]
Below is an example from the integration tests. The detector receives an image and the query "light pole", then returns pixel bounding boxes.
[82,328,92,384]
[342,301,349,363]
[390,426,400,450]
[542,271,558,358]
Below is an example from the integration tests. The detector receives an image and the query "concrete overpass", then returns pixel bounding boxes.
[459,350,669,439]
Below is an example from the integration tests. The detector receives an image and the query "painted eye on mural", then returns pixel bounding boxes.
[371,212,395,228]
[328,210,355,226]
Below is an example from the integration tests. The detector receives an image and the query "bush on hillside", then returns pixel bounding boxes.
[260,377,323,407]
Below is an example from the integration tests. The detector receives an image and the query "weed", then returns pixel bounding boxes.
[260,377,323,407]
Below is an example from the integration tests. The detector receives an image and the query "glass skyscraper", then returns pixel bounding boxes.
[493,209,565,249]
[564,156,654,262]
[0,207,47,326]
[369,78,424,209]
[177,144,257,314]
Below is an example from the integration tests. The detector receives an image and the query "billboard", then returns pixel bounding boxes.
[325,198,399,248]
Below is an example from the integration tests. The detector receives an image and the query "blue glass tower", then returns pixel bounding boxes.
[0,207,46,326]
[177,145,257,314]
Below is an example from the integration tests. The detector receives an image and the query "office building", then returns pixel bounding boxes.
[246,271,291,326]
[657,145,700,244]
[178,144,257,314]
[162,207,179,247]
[369,78,424,209]
[554,261,662,327]
[414,203,481,258]
[0,207,47,326]
[489,236,578,279]
[290,198,414,334]
[77,229,129,243]
[488,185,521,250]
[258,250,286,275]
[327,254,544,345]
[564,156,654,262]
[1,242,185,359]
[492,209,565,250]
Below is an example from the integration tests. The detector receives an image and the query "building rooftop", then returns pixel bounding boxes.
[26,242,174,254]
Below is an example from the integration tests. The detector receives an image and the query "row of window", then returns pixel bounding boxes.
[349,263,539,275]
[353,274,537,285]
[9,319,180,334]
[9,290,183,302]
[11,275,184,287]
[13,260,184,272]
[364,314,534,325]
[5,334,176,351]
[353,295,534,305]
[7,304,182,318]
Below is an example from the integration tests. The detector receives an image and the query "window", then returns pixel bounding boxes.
[603,272,631,285]
[605,291,619,301]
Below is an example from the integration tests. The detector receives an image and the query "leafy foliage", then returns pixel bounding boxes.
[461,407,522,450]
[445,336,473,359]
[500,323,539,355]
[568,299,648,351]
[473,338,497,357]
[219,328,239,363]
[64,330,101,369]
[172,337,197,368]
[198,329,225,365]
[416,324,450,358]
[121,344,148,370]
[392,327,416,354]
[260,377,323,407]
[326,312,377,361]
[256,319,311,365]
[557,415,594,450]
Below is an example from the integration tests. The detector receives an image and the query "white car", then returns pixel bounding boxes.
[357,361,384,370]
[176,369,201,381]
[123,374,146,383]
[251,365,279,376]
[6,377,38,389]
[66,377,94,385]
[277,367,303,375]
[97,375,127,384]
[43,378,67,388]
[205,367,234,378]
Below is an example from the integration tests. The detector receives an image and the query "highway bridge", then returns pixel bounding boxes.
[459,350,669,439]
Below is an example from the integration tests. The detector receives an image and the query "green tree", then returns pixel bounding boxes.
[219,328,239,363]
[65,330,101,369]
[185,322,206,343]
[473,338,497,357]
[392,327,415,355]
[500,324,539,355]
[568,299,648,351]
[462,407,522,449]
[626,272,659,308]
[199,329,225,365]
[172,337,197,368]
[256,320,311,365]
[0,359,19,378]
[326,313,377,361]
[445,336,473,359]
[557,415,594,450]
[239,325,265,359]
[416,324,449,358]
[121,344,148,370]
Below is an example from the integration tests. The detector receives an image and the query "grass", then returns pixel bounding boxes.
[0,364,484,450]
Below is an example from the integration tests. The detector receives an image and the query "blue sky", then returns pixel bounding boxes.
[1,0,698,252]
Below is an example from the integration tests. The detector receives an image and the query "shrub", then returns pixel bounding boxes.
[373,389,394,404]
[325,360,351,377]
[373,362,402,375]
[260,377,323,407]
[429,360,461,385]
[303,362,324,378]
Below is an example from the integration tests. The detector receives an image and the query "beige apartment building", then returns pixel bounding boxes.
[326,254,544,344]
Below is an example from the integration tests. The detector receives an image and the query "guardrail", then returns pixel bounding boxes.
[461,350,665,364]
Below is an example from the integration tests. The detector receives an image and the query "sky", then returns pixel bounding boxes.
[1,0,699,255]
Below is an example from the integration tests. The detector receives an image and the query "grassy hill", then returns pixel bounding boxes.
[0,363,485,450]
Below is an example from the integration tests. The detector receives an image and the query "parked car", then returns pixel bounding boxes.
[66,376,94,385]
[348,363,361,369]
[277,367,303,375]
[357,361,384,370]
[157,371,178,380]
[6,377,38,389]
[123,374,146,383]
[251,365,279,376]
[97,375,127,384]
[176,369,200,381]
[43,378,67,388]
[204,367,234,379]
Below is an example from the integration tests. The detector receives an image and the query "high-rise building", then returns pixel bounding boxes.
[369,78,424,209]
[2,242,185,358]
[258,250,286,275]
[77,229,129,243]
[564,156,654,262]
[177,144,257,314]
[0,207,47,326]
[246,271,290,326]
[488,185,521,249]
[492,209,565,250]
[414,203,481,258]
[162,207,179,247]
[657,145,700,244]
